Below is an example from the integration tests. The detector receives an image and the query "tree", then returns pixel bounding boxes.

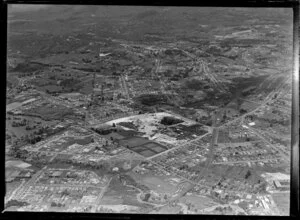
[239,109,247,114]
[245,170,251,179]
[5,199,29,209]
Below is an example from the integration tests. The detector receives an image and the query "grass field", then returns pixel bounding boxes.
[179,195,219,211]
[101,175,147,209]
[149,205,181,214]
[102,132,125,140]
[117,130,142,138]
[46,162,73,169]
[142,176,177,194]
[6,160,31,169]
[120,137,167,157]
[39,136,93,152]
[6,102,23,111]
[120,137,150,148]
[23,103,74,121]
[138,149,156,157]
[6,115,59,139]
[272,192,289,216]
[141,142,167,155]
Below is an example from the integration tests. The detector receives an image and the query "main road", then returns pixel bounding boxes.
[198,110,220,178]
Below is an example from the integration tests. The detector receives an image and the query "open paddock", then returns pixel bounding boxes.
[38,135,94,152]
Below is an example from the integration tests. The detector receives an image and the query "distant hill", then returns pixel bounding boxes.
[8,6,291,35]
[7,6,292,58]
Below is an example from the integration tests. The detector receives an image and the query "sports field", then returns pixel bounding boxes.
[121,137,167,157]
